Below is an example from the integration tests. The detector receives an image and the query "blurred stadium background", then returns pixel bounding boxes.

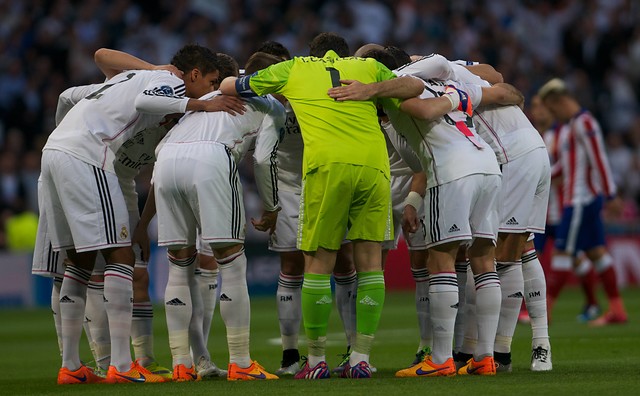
[1,0,639,307]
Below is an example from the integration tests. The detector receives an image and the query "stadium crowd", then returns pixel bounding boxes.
[1,0,639,248]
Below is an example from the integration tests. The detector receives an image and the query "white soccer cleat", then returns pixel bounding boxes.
[196,356,228,378]
[276,361,301,376]
[531,344,552,371]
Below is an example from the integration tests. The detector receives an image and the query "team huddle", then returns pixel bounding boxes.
[32,31,624,384]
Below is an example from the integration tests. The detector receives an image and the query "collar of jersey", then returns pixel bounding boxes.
[322,50,340,61]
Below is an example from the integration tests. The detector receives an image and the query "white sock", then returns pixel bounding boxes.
[52,277,63,357]
[522,249,550,345]
[165,253,196,368]
[86,278,110,370]
[453,261,468,353]
[495,263,523,353]
[461,269,477,355]
[104,263,134,372]
[131,301,154,366]
[277,272,303,351]
[189,268,210,363]
[428,273,458,364]
[474,271,501,359]
[197,268,219,344]
[218,249,251,367]
[411,268,431,350]
[333,269,357,348]
[60,266,91,371]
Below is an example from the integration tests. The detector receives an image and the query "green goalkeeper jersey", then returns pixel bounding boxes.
[240,50,395,177]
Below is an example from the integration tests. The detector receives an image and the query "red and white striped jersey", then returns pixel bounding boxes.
[552,110,616,206]
[543,125,563,225]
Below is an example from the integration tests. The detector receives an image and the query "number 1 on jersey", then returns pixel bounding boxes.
[325,67,341,88]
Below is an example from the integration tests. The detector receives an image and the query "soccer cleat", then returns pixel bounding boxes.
[276,361,301,376]
[172,364,201,382]
[331,352,350,374]
[144,361,173,380]
[457,356,497,376]
[293,359,330,379]
[577,304,601,322]
[411,346,431,366]
[105,360,169,383]
[195,356,228,378]
[531,345,553,371]
[453,352,473,371]
[395,356,456,377]
[495,361,513,373]
[276,348,301,376]
[341,361,372,379]
[227,361,279,381]
[494,352,512,373]
[588,311,628,327]
[57,365,105,385]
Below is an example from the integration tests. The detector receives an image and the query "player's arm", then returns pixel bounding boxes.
[132,185,156,262]
[55,84,103,125]
[220,60,293,98]
[394,54,455,81]
[465,64,503,84]
[94,48,180,79]
[402,172,427,235]
[328,75,424,101]
[480,83,524,107]
[399,85,472,120]
[250,101,285,234]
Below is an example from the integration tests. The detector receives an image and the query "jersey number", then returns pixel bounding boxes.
[85,72,136,100]
[325,67,341,88]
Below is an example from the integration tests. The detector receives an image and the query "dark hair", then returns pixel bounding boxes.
[244,52,283,75]
[360,48,398,70]
[216,53,239,79]
[171,44,219,76]
[309,32,349,58]
[256,41,291,60]
[384,46,411,68]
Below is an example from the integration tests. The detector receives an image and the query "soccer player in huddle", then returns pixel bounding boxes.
[330,48,524,376]
[41,44,236,384]
[152,52,285,381]
[222,32,424,379]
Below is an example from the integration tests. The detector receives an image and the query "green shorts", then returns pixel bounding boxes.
[297,163,392,251]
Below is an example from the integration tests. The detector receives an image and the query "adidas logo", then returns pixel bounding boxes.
[506,217,519,225]
[220,293,232,302]
[508,291,524,298]
[60,295,75,303]
[448,224,460,233]
[315,296,332,305]
[450,302,459,309]
[359,295,379,306]
[166,298,186,306]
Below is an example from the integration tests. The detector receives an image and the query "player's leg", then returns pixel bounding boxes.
[332,242,358,372]
[460,174,502,376]
[410,248,431,365]
[275,251,304,374]
[548,203,581,317]
[452,247,469,364]
[269,188,304,374]
[85,262,110,375]
[522,239,552,371]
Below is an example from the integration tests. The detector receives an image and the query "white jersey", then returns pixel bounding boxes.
[277,102,304,193]
[53,82,169,210]
[44,70,188,173]
[161,91,285,211]
[398,54,546,164]
[382,78,500,187]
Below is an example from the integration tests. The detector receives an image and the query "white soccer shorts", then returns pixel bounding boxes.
[425,173,500,248]
[155,142,246,249]
[498,148,550,234]
[269,189,300,252]
[40,150,132,253]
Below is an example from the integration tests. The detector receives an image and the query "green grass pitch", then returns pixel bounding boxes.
[1,287,639,395]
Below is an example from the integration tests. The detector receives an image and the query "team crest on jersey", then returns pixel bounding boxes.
[120,226,129,240]
[144,85,174,97]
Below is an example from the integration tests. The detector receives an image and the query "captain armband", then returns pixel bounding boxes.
[235,74,258,98]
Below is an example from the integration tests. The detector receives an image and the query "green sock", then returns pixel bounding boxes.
[301,273,333,343]
[356,271,385,336]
